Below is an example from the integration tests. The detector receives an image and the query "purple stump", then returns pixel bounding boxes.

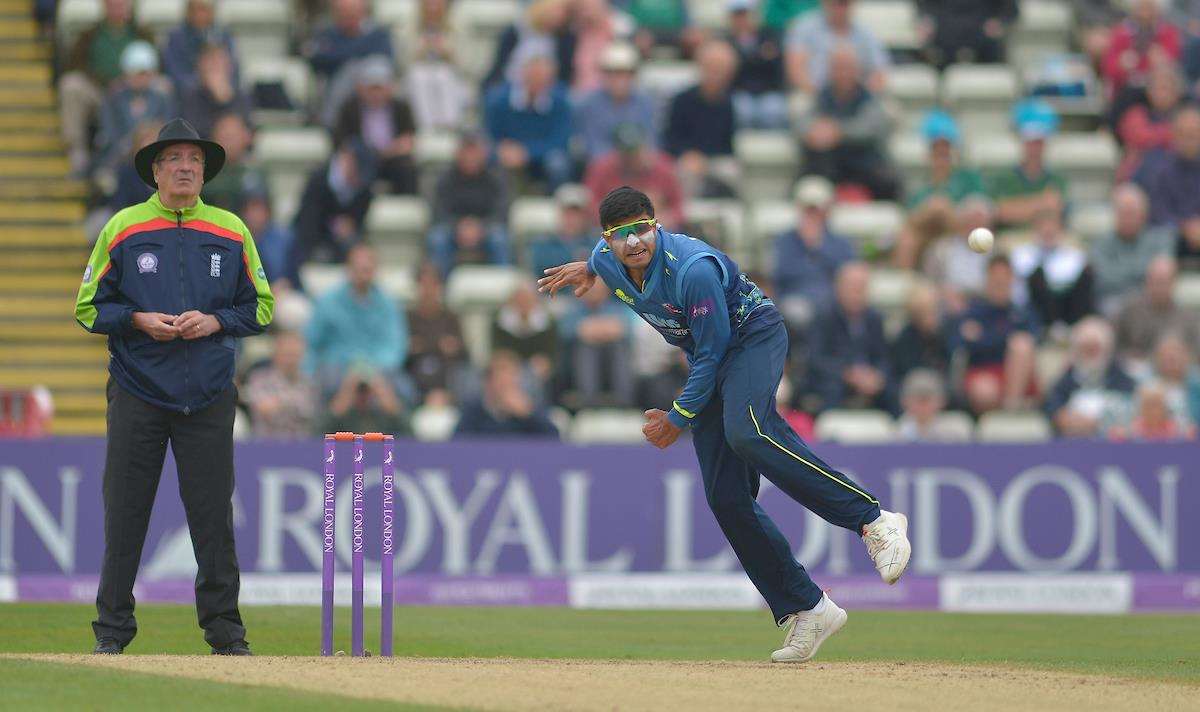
[352,435,365,657]
[321,436,336,656]
[380,436,395,657]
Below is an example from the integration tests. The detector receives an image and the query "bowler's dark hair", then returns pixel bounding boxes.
[598,186,655,229]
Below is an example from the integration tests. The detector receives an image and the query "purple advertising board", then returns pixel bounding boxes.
[1,438,1196,612]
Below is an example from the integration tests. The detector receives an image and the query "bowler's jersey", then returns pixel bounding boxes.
[587,227,780,427]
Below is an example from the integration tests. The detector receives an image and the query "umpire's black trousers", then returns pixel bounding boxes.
[92,378,246,648]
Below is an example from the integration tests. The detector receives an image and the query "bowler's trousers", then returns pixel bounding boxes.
[92,378,246,648]
[691,320,881,623]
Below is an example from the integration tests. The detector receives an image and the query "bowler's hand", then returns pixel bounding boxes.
[132,312,180,341]
[175,310,222,339]
[643,409,683,449]
[538,261,596,298]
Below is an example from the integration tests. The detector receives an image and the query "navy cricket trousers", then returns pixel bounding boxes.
[691,320,881,622]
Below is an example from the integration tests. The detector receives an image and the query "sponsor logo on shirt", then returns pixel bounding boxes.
[614,288,635,306]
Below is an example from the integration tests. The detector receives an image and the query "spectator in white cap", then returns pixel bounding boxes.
[725,0,789,129]
[574,43,657,158]
[94,40,175,178]
[527,184,599,277]
[896,370,964,442]
[772,176,856,327]
[333,55,418,194]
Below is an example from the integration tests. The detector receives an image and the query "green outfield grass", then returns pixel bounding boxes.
[1,603,1198,685]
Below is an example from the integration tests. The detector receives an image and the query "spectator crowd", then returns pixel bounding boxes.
[52,0,1200,442]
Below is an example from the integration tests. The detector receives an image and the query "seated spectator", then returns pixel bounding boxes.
[163,0,237,91]
[200,112,261,211]
[454,350,560,438]
[180,43,252,139]
[528,184,598,277]
[920,195,993,310]
[1101,0,1180,104]
[292,140,376,265]
[891,282,952,382]
[772,176,855,327]
[108,120,160,211]
[559,281,636,409]
[764,0,819,31]
[333,57,417,195]
[1091,183,1176,315]
[1011,207,1095,334]
[893,110,986,269]
[663,40,740,198]
[1045,317,1136,437]
[485,50,573,193]
[804,262,893,413]
[1142,332,1200,427]
[239,185,297,288]
[93,42,174,178]
[916,0,1018,69]
[584,122,685,229]
[1116,62,1183,181]
[483,0,576,89]
[305,0,394,126]
[726,0,788,129]
[949,255,1039,414]
[1115,256,1200,365]
[58,0,154,173]
[242,331,319,438]
[627,0,703,59]
[991,100,1068,229]
[306,244,409,403]
[571,0,621,95]
[492,283,559,389]
[406,0,469,131]
[1135,105,1200,266]
[797,42,898,200]
[896,370,963,442]
[1073,0,1123,70]
[784,0,889,94]
[405,262,468,406]
[322,369,410,437]
[428,132,511,278]
[1109,380,1197,440]
[574,43,657,159]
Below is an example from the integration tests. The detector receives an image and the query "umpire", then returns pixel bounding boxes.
[74,118,274,655]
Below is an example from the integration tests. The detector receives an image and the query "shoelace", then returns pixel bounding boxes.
[863,523,898,559]
[783,613,821,651]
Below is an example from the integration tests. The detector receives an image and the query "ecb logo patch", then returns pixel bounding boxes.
[209,253,222,278]
[81,265,92,283]
[136,252,158,274]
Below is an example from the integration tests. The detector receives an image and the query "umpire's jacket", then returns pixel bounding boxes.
[75,192,275,414]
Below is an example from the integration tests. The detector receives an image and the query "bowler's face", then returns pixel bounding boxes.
[603,213,656,271]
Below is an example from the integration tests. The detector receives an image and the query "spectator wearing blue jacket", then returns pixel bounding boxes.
[485,50,573,193]
[306,244,410,404]
[454,350,560,439]
[772,177,855,327]
[573,42,657,158]
[305,0,394,125]
[162,0,238,91]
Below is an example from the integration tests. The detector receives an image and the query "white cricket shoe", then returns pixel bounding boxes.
[862,510,911,585]
[770,594,847,663]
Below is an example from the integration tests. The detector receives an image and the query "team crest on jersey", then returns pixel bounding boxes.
[662,303,682,314]
[136,252,158,274]
[210,253,222,277]
[614,288,635,306]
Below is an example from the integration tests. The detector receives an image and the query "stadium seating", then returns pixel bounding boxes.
[1046,133,1120,203]
[976,410,1054,442]
[254,127,331,205]
[217,0,291,63]
[852,0,918,52]
[365,195,431,263]
[569,409,647,444]
[814,409,896,444]
[734,130,799,202]
[942,64,1020,134]
[931,411,975,442]
[136,0,185,35]
[411,405,460,441]
[299,263,416,303]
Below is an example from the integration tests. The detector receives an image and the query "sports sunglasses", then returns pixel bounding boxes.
[602,218,656,240]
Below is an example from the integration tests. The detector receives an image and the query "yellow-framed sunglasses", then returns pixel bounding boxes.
[602,218,657,240]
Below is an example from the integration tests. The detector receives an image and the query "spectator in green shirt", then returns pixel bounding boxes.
[628,0,704,58]
[763,0,819,31]
[58,0,155,174]
[990,99,1069,229]
[893,110,985,268]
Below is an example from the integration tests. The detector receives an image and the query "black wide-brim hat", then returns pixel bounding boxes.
[134,117,226,189]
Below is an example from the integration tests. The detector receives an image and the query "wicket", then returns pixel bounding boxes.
[321,431,395,657]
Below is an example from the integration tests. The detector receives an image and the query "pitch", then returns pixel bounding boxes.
[1,604,1196,710]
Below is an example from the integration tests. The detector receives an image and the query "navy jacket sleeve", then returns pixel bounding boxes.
[212,225,274,337]
[668,258,732,428]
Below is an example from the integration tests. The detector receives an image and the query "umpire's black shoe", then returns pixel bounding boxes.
[211,640,252,656]
[93,638,123,655]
